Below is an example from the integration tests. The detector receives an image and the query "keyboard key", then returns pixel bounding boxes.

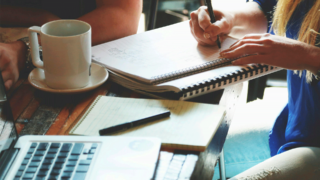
[43,159,54,165]
[40,165,51,170]
[66,161,77,167]
[21,159,29,165]
[53,163,64,169]
[30,143,37,148]
[23,173,35,179]
[73,172,87,180]
[27,148,35,154]
[79,160,91,165]
[61,172,72,178]
[15,170,24,177]
[91,143,98,149]
[48,148,59,154]
[76,165,90,172]
[35,176,47,180]
[68,155,79,161]
[19,165,26,171]
[60,143,72,152]
[87,154,94,160]
[45,154,56,159]
[50,143,61,148]
[58,152,68,158]
[29,161,40,167]
[50,169,61,175]
[24,154,32,159]
[71,143,84,155]
[89,149,96,154]
[37,170,49,176]
[64,166,75,172]
[37,143,49,150]
[31,156,43,162]
[34,151,46,156]
[48,175,59,180]
[82,149,89,154]
[55,158,66,163]
[26,167,38,173]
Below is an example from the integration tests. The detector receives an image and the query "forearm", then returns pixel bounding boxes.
[228,2,268,37]
[305,46,320,75]
[78,0,142,46]
[0,6,60,27]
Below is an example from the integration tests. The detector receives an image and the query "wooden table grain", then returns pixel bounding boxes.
[10,73,243,180]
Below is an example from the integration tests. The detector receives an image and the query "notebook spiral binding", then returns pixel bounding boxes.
[151,55,250,85]
[180,64,279,99]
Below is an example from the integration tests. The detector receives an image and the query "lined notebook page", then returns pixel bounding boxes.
[70,96,226,151]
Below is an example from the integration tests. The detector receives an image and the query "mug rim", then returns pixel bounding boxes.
[41,19,91,38]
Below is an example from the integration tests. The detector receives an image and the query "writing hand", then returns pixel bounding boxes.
[221,33,320,74]
[189,6,233,46]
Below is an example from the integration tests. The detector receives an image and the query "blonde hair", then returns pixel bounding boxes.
[271,0,320,82]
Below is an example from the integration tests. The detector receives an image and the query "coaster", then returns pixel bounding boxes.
[28,63,108,93]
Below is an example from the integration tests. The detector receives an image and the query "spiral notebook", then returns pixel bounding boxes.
[69,96,226,151]
[92,22,281,100]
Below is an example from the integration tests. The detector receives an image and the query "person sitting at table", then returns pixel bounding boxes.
[0,0,142,90]
[190,0,320,179]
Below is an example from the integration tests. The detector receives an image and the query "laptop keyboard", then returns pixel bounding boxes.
[14,142,98,180]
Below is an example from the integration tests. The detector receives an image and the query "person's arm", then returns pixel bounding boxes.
[0,0,142,46]
[220,33,320,75]
[227,2,269,37]
[0,6,60,27]
[190,2,268,46]
[78,0,142,45]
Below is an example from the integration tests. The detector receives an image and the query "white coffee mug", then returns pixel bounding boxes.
[28,20,91,89]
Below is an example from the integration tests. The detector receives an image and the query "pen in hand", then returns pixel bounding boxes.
[205,0,222,50]
[99,110,171,135]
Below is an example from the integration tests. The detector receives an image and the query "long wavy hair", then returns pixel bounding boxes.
[271,0,320,82]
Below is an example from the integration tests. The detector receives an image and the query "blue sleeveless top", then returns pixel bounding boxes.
[254,0,320,156]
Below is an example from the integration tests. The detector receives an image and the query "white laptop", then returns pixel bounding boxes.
[0,74,161,180]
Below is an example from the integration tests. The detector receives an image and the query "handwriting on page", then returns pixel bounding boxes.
[91,22,232,79]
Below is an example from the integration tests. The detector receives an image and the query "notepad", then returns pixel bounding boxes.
[92,21,281,100]
[70,96,226,151]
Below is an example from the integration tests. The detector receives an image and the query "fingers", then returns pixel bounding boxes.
[221,43,267,59]
[189,7,218,46]
[229,39,263,50]
[198,7,212,31]
[203,18,229,39]
[1,65,18,90]
[4,79,13,91]
[220,33,274,59]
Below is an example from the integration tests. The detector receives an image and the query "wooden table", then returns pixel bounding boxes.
[10,73,243,180]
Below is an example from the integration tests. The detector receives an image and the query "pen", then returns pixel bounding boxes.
[205,0,222,49]
[99,110,171,135]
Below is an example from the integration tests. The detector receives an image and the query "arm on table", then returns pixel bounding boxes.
[79,0,142,45]
[0,0,142,45]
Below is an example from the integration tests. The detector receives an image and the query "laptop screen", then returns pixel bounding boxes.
[0,74,18,157]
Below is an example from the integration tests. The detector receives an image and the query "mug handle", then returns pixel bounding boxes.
[28,26,43,69]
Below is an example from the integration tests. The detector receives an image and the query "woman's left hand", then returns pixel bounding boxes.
[220,33,320,73]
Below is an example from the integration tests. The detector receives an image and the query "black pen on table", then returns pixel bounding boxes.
[99,110,171,135]
[205,0,222,50]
